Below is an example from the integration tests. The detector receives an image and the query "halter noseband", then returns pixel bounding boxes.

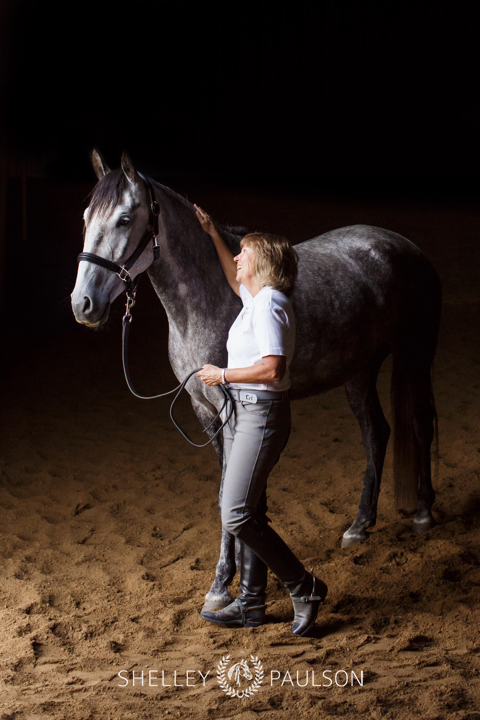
[77,171,160,292]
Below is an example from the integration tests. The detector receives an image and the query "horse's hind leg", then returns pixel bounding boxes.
[398,367,437,534]
[411,386,436,533]
[390,272,440,534]
[342,347,391,547]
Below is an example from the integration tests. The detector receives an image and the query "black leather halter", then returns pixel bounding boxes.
[77,171,160,291]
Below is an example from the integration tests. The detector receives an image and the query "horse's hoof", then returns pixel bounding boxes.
[341,529,370,548]
[412,513,436,534]
[201,594,233,613]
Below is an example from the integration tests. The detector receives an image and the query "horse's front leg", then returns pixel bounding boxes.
[202,431,238,612]
[203,530,237,611]
[190,396,237,611]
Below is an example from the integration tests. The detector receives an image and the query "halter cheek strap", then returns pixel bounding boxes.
[77,171,160,291]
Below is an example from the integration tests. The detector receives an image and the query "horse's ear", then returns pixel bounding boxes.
[121,151,138,186]
[91,149,111,179]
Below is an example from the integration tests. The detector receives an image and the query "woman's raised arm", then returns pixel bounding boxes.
[195,204,240,296]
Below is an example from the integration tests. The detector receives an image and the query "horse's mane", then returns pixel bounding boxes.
[87,169,249,240]
[223,225,248,237]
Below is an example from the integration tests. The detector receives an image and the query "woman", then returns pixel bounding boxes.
[194,205,328,637]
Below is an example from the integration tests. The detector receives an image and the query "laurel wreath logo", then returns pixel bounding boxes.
[216,654,264,698]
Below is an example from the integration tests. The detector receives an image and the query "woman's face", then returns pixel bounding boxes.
[234,245,256,285]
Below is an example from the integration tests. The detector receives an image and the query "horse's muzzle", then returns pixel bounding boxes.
[71,294,111,328]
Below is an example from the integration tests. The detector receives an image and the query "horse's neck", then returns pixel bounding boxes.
[147,183,241,332]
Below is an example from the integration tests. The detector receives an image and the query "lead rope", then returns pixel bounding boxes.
[121,286,234,447]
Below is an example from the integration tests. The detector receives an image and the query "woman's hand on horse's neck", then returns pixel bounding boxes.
[151,189,239,307]
[194,203,240,296]
[193,215,262,298]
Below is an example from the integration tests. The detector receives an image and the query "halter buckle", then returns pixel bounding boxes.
[117,266,132,283]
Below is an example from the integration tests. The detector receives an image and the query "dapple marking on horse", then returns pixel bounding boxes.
[71,151,441,612]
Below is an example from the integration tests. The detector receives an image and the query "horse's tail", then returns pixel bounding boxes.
[391,360,439,513]
[390,261,441,513]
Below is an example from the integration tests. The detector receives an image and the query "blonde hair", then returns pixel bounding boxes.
[241,232,298,297]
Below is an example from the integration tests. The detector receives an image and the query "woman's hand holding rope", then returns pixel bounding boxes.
[197,364,223,386]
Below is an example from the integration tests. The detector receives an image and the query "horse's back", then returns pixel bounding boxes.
[290,225,441,398]
[295,223,439,306]
[296,224,434,278]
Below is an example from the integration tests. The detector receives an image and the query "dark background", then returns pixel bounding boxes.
[3,0,480,183]
[0,0,479,338]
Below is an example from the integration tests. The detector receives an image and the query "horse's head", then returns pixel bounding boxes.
[71,150,157,328]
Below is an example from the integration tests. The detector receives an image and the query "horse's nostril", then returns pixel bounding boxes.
[82,296,92,314]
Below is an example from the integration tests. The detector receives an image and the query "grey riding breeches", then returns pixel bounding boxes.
[221,396,291,535]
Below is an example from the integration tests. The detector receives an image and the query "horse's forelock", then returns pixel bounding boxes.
[86,169,131,222]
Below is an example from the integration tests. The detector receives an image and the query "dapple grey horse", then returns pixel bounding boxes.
[72,151,441,611]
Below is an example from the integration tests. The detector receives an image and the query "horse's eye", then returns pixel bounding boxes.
[118,217,130,226]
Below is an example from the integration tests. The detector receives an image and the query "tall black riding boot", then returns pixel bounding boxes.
[236,517,328,637]
[200,542,267,628]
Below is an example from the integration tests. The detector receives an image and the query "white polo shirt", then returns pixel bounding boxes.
[226,284,295,392]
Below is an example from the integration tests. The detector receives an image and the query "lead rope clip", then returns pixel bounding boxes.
[123,289,137,324]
